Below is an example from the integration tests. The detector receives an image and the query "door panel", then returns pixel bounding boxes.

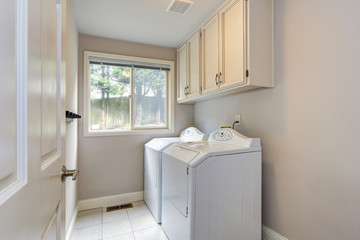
[177,43,187,101]
[202,15,219,94]
[144,147,160,222]
[187,31,201,98]
[0,0,28,206]
[0,0,67,239]
[220,0,245,89]
[42,203,61,240]
[0,0,17,184]
[41,0,60,168]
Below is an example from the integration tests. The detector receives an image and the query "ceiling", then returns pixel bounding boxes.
[71,0,226,48]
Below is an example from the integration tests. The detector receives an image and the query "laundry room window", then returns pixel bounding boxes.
[83,51,174,136]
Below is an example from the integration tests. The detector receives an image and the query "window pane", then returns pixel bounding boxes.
[134,68,167,128]
[89,63,131,130]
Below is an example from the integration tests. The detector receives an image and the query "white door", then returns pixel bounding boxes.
[0,0,68,239]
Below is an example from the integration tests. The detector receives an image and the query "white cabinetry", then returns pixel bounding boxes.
[177,31,202,103]
[202,15,219,94]
[219,0,246,89]
[177,43,187,102]
[202,0,245,95]
[177,0,273,103]
[187,31,201,99]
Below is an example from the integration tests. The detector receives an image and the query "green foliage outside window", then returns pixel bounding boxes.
[89,63,167,130]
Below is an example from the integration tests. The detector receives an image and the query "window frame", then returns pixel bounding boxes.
[83,51,174,137]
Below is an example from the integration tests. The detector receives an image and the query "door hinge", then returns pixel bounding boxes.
[186,207,188,215]
[246,70,249,78]
[187,167,189,175]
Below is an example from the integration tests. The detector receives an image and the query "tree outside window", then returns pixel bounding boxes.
[89,62,167,131]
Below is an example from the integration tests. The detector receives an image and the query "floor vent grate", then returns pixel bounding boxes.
[106,203,133,212]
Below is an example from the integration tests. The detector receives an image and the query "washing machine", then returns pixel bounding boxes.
[144,127,206,223]
[161,128,262,240]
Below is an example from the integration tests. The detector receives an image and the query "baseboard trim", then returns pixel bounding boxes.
[78,191,144,211]
[262,225,289,240]
[65,204,78,240]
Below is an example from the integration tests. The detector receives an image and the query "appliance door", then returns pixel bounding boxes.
[144,145,162,223]
[162,146,199,240]
[144,137,180,223]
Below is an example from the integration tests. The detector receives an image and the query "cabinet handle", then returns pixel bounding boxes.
[184,86,189,95]
[219,72,222,84]
[215,74,219,85]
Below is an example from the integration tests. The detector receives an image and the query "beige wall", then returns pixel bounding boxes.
[194,0,360,239]
[65,0,78,233]
[77,34,194,200]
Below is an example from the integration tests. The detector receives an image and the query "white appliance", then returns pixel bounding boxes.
[161,128,261,240]
[144,127,206,223]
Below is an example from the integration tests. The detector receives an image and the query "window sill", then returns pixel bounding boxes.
[83,128,175,137]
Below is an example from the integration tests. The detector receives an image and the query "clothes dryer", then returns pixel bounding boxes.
[161,128,261,240]
[144,127,206,223]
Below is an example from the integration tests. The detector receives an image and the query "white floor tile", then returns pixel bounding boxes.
[127,202,151,218]
[129,213,158,231]
[102,219,133,238]
[71,224,102,240]
[102,232,135,240]
[133,226,168,240]
[71,202,167,240]
[103,209,128,224]
[74,208,102,229]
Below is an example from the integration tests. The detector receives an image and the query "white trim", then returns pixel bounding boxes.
[78,191,144,211]
[41,202,60,240]
[83,51,175,137]
[0,0,28,206]
[41,153,61,172]
[84,128,175,137]
[262,225,289,240]
[65,204,78,240]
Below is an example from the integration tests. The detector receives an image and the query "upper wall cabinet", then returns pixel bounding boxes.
[219,0,245,89]
[177,0,273,103]
[177,43,187,102]
[177,31,202,103]
[202,14,219,95]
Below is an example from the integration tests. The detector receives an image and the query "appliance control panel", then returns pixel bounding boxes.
[181,128,195,137]
[209,128,260,148]
[180,127,205,142]
[211,129,233,141]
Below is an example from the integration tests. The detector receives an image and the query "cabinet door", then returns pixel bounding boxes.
[202,15,220,94]
[177,43,187,101]
[187,31,201,98]
[219,0,245,89]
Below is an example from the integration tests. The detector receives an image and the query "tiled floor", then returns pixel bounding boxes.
[71,201,168,240]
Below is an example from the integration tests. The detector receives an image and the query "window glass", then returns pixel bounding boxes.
[133,68,167,128]
[84,51,174,136]
[90,63,131,130]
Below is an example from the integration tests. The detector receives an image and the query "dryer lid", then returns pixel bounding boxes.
[145,137,181,151]
[164,145,199,164]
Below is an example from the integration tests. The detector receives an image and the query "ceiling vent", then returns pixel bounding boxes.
[166,0,194,15]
